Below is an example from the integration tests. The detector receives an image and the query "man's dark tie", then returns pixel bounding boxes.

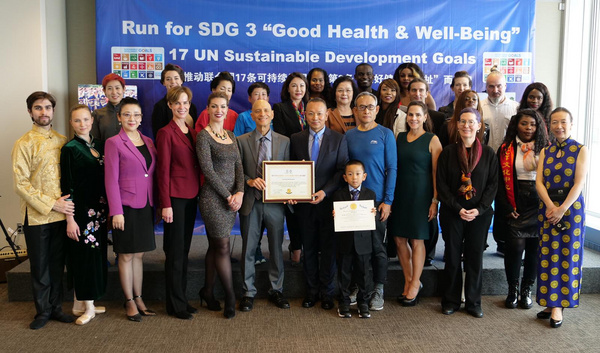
[351,189,359,201]
[255,136,267,200]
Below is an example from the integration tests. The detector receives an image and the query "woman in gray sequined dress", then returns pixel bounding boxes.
[196,92,244,319]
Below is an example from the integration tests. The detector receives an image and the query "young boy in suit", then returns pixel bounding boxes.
[332,160,377,318]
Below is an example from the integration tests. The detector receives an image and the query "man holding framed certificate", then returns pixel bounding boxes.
[289,98,349,310]
[236,100,291,312]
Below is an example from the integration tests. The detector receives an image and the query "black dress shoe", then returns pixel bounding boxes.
[174,311,193,320]
[321,296,335,310]
[268,291,290,309]
[29,317,49,330]
[187,304,198,314]
[302,295,318,308]
[442,306,457,315]
[50,311,75,323]
[537,309,552,319]
[239,296,254,312]
[467,306,484,318]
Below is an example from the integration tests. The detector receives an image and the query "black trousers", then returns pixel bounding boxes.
[24,218,67,319]
[337,247,372,305]
[163,197,196,314]
[372,206,388,285]
[504,237,538,284]
[297,204,336,297]
[425,218,439,261]
[285,207,302,251]
[440,209,493,310]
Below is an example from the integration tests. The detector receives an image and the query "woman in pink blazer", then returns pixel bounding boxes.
[156,86,200,320]
[104,97,157,322]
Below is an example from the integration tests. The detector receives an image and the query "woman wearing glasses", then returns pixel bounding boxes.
[438,90,485,148]
[105,97,157,322]
[326,76,358,134]
[437,108,498,318]
[346,92,397,311]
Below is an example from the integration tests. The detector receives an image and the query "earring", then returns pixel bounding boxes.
[477,130,480,133]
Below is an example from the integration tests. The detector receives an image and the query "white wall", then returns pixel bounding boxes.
[0,0,68,250]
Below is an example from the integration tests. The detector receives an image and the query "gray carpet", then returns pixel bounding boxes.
[1,282,599,353]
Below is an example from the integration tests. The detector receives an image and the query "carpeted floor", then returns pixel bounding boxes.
[1,283,599,353]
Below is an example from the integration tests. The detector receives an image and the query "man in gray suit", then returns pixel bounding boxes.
[237,100,291,311]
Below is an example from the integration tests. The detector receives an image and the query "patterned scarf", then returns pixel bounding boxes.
[499,141,517,210]
[292,101,306,130]
[457,137,482,200]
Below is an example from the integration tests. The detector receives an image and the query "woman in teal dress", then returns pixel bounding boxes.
[389,101,442,306]
[60,105,108,325]
[536,107,589,328]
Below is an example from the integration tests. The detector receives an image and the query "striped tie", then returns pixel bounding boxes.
[255,136,267,200]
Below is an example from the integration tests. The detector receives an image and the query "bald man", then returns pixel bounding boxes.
[237,100,291,312]
[481,71,519,256]
[481,71,519,152]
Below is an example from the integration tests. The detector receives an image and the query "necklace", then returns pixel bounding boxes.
[128,131,142,143]
[209,125,228,140]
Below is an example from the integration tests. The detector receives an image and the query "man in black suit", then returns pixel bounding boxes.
[289,97,349,310]
[237,100,291,311]
[332,160,376,318]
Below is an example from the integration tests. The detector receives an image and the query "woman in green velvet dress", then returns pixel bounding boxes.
[60,105,108,325]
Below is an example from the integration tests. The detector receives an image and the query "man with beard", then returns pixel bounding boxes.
[12,91,75,329]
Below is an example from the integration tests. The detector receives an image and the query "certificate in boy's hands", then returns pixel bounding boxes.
[333,200,376,232]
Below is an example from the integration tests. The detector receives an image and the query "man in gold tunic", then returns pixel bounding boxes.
[12,91,75,329]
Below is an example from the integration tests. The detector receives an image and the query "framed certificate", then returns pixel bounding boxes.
[333,200,376,232]
[263,161,314,202]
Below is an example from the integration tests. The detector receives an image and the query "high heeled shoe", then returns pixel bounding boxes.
[123,298,142,322]
[199,287,222,311]
[133,295,156,316]
[402,282,423,307]
[550,308,564,328]
[224,297,236,319]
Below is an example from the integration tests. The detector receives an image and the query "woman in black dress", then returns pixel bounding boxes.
[61,105,108,325]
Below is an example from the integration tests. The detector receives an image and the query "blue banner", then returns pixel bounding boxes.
[96,0,536,137]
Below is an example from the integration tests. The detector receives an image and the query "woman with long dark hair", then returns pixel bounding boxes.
[393,63,436,110]
[376,79,406,132]
[496,109,549,310]
[307,68,332,104]
[517,82,553,133]
[389,101,442,306]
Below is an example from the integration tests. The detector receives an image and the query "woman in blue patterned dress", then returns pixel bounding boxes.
[535,107,589,328]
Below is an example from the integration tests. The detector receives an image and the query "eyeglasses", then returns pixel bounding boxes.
[121,113,142,119]
[458,119,478,126]
[465,96,478,101]
[357,105,376,111]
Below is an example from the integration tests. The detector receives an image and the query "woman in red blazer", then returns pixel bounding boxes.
[104,97,157,322]
[156,86,200,320]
